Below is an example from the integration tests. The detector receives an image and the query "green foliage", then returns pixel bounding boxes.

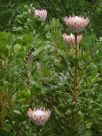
[0,0,102,37]
[0,3,102,136]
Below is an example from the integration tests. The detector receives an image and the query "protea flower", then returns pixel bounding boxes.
[27,107,51,126]
[64,16,89,31]
[63,33,82,45]
[34,9,47,22]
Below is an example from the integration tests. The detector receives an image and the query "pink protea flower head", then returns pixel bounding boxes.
[64,16,89,31]
[27,107,51,126]
[63,33,82,45]
[34,9,47,22]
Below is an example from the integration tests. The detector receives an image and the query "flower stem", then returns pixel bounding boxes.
[0,100,2,127]
[73,33,78,102]
[36,127,40,136]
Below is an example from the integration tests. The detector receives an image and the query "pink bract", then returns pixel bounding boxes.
[34,9,47,21]
[27,107,51,126]
[63,33,82,45]
[64,16,89,31]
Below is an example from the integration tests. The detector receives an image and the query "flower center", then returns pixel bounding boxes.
[34,110,45,116]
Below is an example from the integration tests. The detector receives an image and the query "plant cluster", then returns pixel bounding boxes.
[0,4,102,136]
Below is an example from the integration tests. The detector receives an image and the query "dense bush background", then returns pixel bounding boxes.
[0,0,102,36]
[0,1,102,136]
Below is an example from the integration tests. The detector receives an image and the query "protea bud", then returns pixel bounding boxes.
[34,9,47,22]
[27,107,51,126]
[63,33,82,45]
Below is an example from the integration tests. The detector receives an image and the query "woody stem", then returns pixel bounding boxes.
[73,33,78,102]
[36,127,40,136]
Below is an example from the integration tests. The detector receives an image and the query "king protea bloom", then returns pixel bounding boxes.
[34,9,47,22]
[64,16,89,31]
[27,107,51,126]
[63,33,82,45]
